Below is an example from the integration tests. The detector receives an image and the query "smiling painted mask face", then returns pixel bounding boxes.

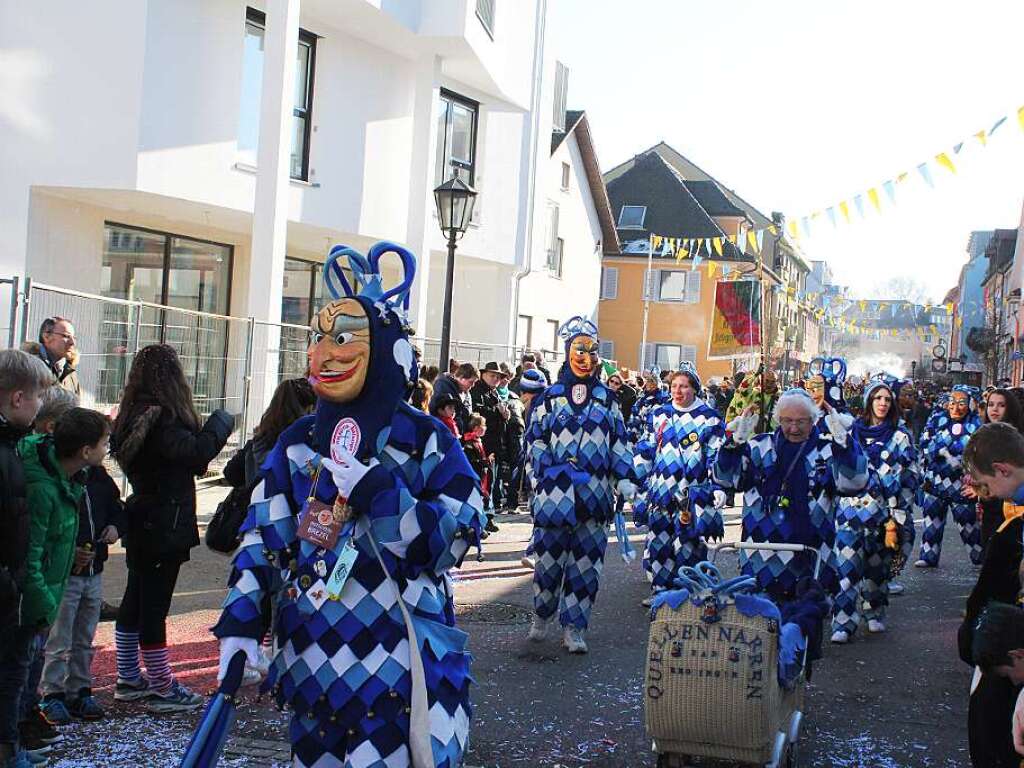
[948,392,969,421]
[307,299,371,403]
[806,375,825,408]
[568,336,599,378]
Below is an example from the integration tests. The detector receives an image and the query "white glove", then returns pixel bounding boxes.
[617,479,637,501]
[824,409,848,447]
[218,637,261,683]
[713,490,727,509]
[727,413,758,444]
[321,451,372,499]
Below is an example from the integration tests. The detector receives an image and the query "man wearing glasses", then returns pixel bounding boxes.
[32,317,81,397]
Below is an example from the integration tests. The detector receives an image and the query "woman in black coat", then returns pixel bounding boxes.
[111,344,234,713]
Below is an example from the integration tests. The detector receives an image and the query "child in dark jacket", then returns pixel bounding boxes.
[39,462,124,723]
[462,413,496,531]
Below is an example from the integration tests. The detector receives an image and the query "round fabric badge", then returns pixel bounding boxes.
[571,384,588,405]
[331,418,362,462]
[952,423,963,436]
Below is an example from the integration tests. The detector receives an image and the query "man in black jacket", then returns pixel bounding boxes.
[429,362,478,434]
[0,349,56,765]
[471,363,511,509]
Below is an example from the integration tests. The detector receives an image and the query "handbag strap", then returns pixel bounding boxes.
[360,518,433,768]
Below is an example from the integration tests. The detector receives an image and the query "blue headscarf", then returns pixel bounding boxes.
[310,242,418,461]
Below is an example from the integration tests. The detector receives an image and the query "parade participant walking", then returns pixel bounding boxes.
[111,344,235,712]
[899,382,930,444]
[915,385,983,568]
[830,377,918,644]
[713,389,869,599]
[212,244,484,768]
[633,363,726,606]
[524,317,636,654]
[628,372,669,442]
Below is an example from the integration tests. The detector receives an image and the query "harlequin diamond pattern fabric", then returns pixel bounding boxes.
[713,430,868,599]
[633,402,726,589]
[532,520,609,629]
[628,389,670,442]
[214,408,485,768]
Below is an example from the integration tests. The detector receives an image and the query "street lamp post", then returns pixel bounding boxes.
[432,176,478,370]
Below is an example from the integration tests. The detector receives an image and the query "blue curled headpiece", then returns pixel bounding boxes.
[676,360,702,396]
[311,241,419,460]
[809,356,847,411]
[863,373,900,406]
[558,315,599,352]
[951,384,980,404]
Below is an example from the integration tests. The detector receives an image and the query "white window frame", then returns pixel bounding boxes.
[617,205,647,230]
[600,267,619,300]
[644,269,701,304]
[599,339,615,360]
[561,161,571,191]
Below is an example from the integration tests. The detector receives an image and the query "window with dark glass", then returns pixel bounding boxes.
[239,8,317,181]
[435,90,478,187]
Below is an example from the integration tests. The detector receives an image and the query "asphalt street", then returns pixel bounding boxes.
[44,488,975,767]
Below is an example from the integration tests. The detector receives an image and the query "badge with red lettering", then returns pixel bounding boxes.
[331,418,361,463]
[571,384,587,405]
[297,499,342,549]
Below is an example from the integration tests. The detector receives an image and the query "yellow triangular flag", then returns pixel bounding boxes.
[712,238,723,257]
[747,230,758,252]
[896,172,909,184]
[935,152,956,174]
[707,261,717,278]
[1018,106,1024,132]
[867,188,881,213]
[727,234,736,244]
[975,129,988,147]
[839,201,851,223]
[787,221,798,239]
[768,225,778,236]
[858,300,866,311]
[652,235,662,250]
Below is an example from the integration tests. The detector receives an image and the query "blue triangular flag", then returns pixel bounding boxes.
[853,194,865,218]
[826,207,837,228]
[991,116,1008,135]
[916,162,934,188]
[953,142,964,154]
[882,180,896,204]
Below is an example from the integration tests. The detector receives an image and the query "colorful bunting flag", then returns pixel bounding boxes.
[916,162,934,188]
[934,152,956,174]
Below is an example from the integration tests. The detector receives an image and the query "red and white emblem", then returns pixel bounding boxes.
[571,383,588,405]
[331,418,362,462]
[951,423,963,436]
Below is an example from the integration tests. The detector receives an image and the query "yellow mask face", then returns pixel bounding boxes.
[568,336,599,378]
[948,393,969,421]
[806,375,825,407]
[307,299,371,403]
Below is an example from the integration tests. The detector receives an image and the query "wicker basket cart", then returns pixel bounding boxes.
[644,542,821,768]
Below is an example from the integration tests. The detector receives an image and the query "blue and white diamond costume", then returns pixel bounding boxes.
[713,393,869,600]
[916,385,982,567]
[830,378,919,638]
[213,244,485,768]
[628,377,670,443]
[633,364,725,592]
[525,317,636,637]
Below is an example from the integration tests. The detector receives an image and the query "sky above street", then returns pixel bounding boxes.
[548,0,1024,303]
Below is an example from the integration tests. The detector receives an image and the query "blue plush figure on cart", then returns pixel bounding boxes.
[915,385,982,568]
[633,362,727,599]
[212,243,486,768]
[830,376,919,645]
[523,316,637,654]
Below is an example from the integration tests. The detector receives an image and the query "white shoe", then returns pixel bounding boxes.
[830,630,849,644]
[641,597,653,608]
[914,559,931,568]
[867,619,886,634]
[888,581,905,596]
[520,555,536,569]
[527,615,550,642]
[563,626,588,654]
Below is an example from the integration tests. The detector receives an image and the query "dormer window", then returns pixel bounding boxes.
[617,205,647,230]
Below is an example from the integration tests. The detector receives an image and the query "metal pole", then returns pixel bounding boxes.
[240,317,256,441]
[19,277,32,345]
[639,234,654,371]
[438,228,458,370]
[7,276,18,349]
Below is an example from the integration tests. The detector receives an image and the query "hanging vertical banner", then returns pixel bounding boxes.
[708,280,761,360]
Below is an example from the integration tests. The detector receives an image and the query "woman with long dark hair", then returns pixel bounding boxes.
[111,344,234,712]
[830,378,918,643]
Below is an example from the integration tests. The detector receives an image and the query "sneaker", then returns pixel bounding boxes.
[888,581,905,596]
[830,630,850,644]
[147,681,205,713]
[114,676,152,702]
[913,559,932,568]
[519,555,536,569]
[40,698,71,726]
[527,615,550,643]
[99,601,120,622]
[20,710,61,746]
[641,597,653,608]
[484,519,499,534]
[68,695,105,721]
[867,619,886,634]
[563,626,588,654]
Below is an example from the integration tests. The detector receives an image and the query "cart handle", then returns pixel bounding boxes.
[712,542,823,580]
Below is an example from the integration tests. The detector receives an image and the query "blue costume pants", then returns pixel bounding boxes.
[643,507,707,592]
[917,490,982,566]
[532,519,608,629]
[832,523,894,635]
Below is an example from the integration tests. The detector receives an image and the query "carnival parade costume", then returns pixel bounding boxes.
[628,374,670,443]
[633,364,726,592]
[524,317,636,651]
[212,244,485,768]
[916,386,982,567]
[830,378,919,641]
[713,391,869,600]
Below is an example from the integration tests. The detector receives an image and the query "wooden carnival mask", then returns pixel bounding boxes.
[307,299,371,403]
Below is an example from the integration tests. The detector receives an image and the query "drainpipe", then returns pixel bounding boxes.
[508,0,548,356]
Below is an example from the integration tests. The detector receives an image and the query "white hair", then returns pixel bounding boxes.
[772,388,821,424]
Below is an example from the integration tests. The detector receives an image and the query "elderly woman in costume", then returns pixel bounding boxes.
[830,377,919,644]
[915,385,983,567]
[713,389,869,600]
[632,362,727,606]
[524,317,636,654]
[213,244,485,768]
